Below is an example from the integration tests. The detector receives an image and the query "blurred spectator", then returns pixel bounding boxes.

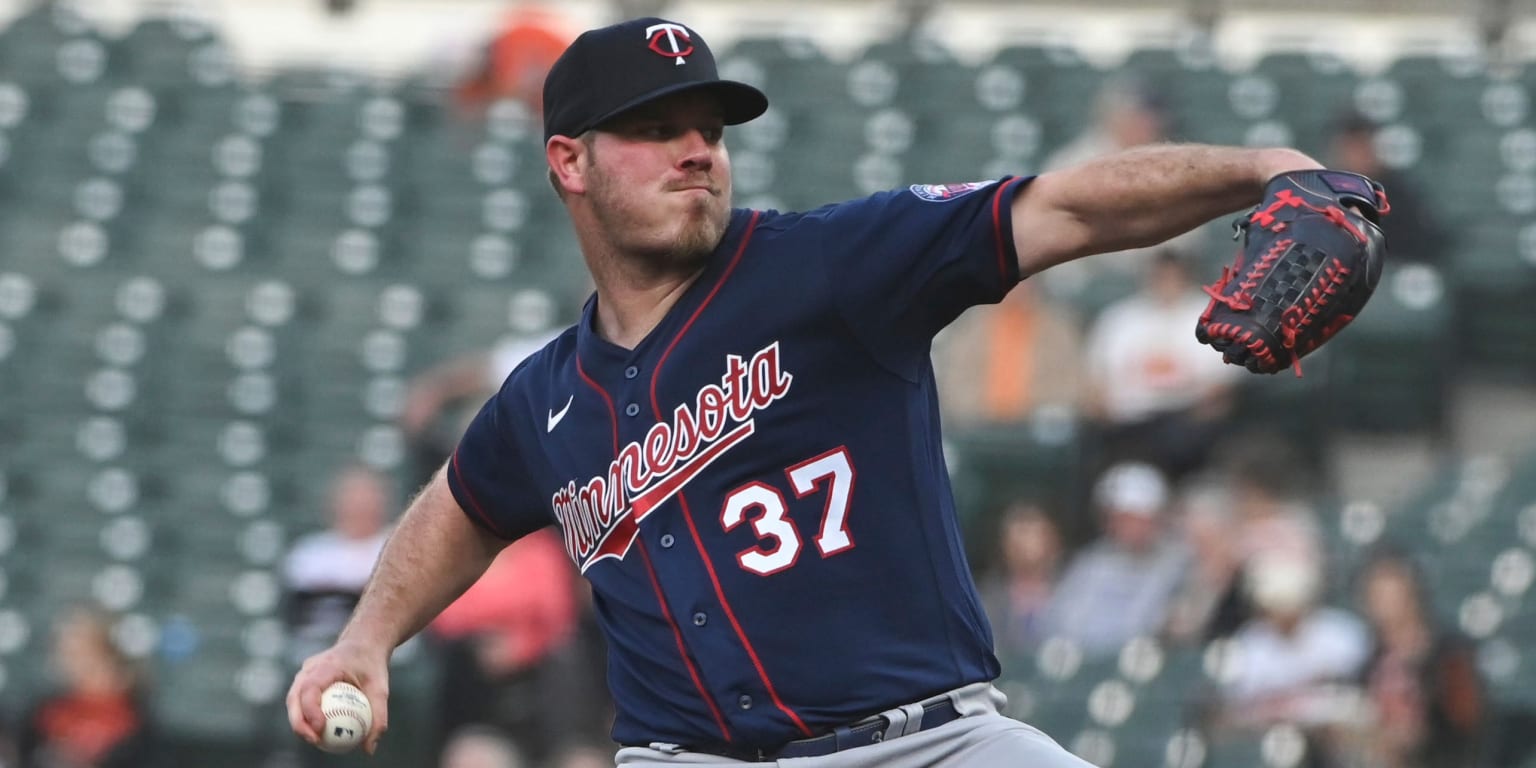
[932,280,1084,428]
[549,742,615,768]
[282,465,394,666]
[978,502,1065,659]
[1084,247,1242,481]
[1226,436,1325,576]
[1044,75,1172,173]
[1163,482,1245,646]
[428,529,595,763]
[402,331,560,488]
[1173,437,1326,643]
[1355,547,1486,768]
[1328,112,1448,267]
[1040,462,1189,657]
[440,724,526,768]
[1213,552,1370,731]
[18,606,156,768]
[455,5,575,116]
[1040,76,1206,280]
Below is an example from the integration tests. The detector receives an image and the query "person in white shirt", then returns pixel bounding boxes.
[1217,552,1370,730]
[1084,247,1243,480]
[282,465,395,666]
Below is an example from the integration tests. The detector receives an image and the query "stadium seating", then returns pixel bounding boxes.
[5,4,1535,764]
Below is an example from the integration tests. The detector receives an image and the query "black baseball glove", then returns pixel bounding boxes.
[1195,169,1389,375]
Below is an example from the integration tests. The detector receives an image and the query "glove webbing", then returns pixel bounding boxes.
[1278,257,1355,359]
[1200,242,1355,377]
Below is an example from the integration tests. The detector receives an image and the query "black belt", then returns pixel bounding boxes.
[683,697,964,762]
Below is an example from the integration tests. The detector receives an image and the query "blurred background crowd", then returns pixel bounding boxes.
[2,0,1536,766]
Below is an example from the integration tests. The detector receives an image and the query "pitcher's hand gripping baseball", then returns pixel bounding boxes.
[1196,169,1388,375]
[286,641,391,755]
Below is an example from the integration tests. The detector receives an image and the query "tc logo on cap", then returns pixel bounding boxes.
[646,22,693,65]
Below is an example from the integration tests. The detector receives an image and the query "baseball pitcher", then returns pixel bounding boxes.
[287,16,1386,767]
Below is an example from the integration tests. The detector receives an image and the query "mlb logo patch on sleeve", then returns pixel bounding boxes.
[908,181,994,202]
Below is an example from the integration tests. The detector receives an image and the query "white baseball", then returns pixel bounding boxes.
[319,681,373,754]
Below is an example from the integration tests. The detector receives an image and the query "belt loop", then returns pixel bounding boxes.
[879,708,905,742]
[896,702,926,739]
[880,702,927,741]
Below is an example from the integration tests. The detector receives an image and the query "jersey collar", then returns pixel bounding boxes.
[576,208,757,369]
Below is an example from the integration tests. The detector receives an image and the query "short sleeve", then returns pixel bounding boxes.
[820,177,1031,346]
[446,389,552,542]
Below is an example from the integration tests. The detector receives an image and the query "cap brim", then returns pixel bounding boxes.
[579,80,768,137]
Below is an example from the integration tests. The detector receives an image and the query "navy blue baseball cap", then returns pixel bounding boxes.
[542,17,769,142]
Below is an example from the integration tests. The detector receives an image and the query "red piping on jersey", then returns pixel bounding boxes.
[575,356,618,452]
[647,212,817,738]
[638,538,733,741]
[991,177,1023,281]
[670,493,814,736]
[450,451,510,539]
[576,355,732,741]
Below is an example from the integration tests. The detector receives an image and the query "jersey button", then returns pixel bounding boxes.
[659,534,675,548]
[692,612,707,627]
[624,365,639,379]
[625,403,641,417]
[738,695,753,710]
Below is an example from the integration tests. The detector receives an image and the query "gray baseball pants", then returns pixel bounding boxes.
[613,683,1097,768]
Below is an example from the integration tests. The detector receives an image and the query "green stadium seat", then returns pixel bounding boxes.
[1119,44,1233,127]
[1421,128,1503,219]
[152,648,273,743]
[1448,221,1536,376]
[945,412,1089,557]
[1325,263,1453,433]
[905,114,1006,182]
[266,65,371,103]
[0,2,111,88]
[1248,51,1358,152]
[989,45,1108,139]
[720,35,851,112]
[761,106,868,208]
[0,0,92,43]
[892,58,988,114]
[1203,725,1312,768]
[1381,54,1494,132]
[115,15,232,91]
[860,35,958,65]
[1485,606,1536,705]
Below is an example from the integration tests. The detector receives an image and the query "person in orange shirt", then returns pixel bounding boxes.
[456,5,576,115]
[932,279,1084,428]
[429,528,603,764]
[20,607,156,768]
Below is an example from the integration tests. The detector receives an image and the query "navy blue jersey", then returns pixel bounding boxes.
[448,177,1031,749]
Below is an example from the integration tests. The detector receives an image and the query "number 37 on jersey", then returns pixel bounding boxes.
[551,342,858,577]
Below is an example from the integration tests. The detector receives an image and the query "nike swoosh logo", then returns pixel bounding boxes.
[547,395,573,432]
